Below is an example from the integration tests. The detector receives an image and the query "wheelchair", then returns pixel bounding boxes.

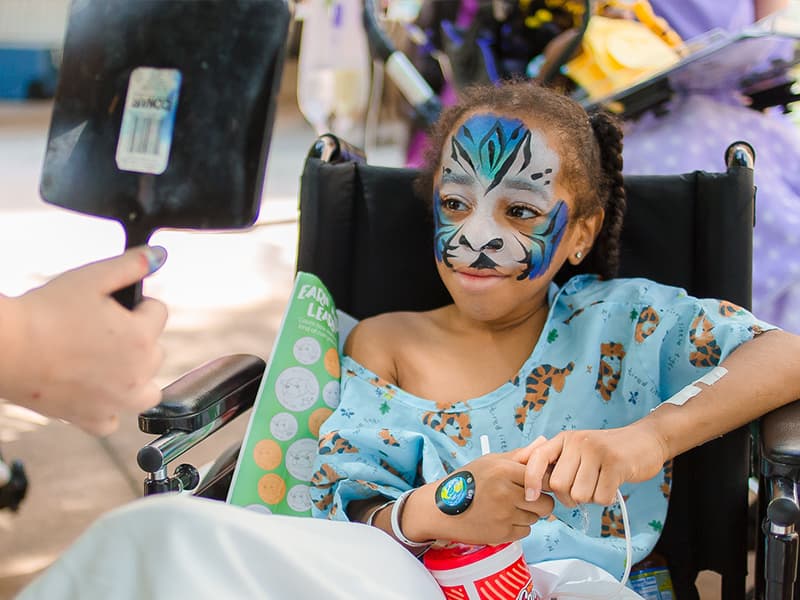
[135,133,800,600]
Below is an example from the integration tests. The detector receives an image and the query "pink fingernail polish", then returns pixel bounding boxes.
[525,488,536,502]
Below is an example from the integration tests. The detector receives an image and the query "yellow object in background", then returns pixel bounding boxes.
[564,15,681,100]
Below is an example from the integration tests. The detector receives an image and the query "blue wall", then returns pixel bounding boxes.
[0,47,59,99]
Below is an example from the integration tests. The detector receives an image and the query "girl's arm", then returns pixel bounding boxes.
[642,329,800,458]
[520,330,800,507]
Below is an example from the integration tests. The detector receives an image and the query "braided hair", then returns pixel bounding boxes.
[581,111,626,280]
[415,80,626,280]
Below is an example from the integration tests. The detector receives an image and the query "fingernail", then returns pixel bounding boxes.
[144,246,167,275]
[526,488,537,502]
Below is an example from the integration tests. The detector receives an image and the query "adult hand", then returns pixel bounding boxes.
[402,451,555,546]
[512,422,669,507]
[0,246,169,436]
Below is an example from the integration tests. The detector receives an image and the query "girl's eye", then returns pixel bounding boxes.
[507,204,538,219]
[442,197,469,212]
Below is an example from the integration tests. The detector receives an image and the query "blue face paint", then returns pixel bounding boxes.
[434,113,568,280]
[449,114,532,194]
[518,199,568,280]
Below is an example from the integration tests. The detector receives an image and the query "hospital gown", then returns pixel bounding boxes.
[311,274,774,578]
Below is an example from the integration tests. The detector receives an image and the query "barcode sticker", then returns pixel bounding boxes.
[115,67,181,175]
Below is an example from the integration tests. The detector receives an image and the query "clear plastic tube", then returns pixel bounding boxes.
[552,489,633,599]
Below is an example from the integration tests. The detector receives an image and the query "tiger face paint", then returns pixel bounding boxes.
[434,113,568,281]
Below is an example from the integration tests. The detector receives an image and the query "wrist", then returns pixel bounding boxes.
[401,483,439,543]
[630,416,672,466]
[364,498,394,526]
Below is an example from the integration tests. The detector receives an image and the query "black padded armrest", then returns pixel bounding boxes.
[138,354,265,435]
[760,398,800,476]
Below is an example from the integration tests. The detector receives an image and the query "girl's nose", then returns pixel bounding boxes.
[458,234,504,251]
[481,238,504,251]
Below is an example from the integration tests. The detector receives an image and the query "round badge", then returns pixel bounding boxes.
[435,471,476,516]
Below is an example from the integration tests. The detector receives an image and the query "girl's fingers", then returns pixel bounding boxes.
[594,466,623,506]
[547,447,582,508]
[523,438,563,501]
[569,453,603,505]
[509,435,548,463]
[515,491,555,519]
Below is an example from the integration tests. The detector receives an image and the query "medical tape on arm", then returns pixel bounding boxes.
[656,366,728,409]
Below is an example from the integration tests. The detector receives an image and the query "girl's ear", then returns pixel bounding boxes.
[569,209,605,265]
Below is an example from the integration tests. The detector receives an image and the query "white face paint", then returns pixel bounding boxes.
[434,113,569,280]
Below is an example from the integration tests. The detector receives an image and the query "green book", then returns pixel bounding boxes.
[227,271,355,515]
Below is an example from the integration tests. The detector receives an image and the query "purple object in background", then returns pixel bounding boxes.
[623,0,800,333]
[646,0,754,39]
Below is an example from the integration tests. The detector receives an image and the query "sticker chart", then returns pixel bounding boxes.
[227,272,345,515]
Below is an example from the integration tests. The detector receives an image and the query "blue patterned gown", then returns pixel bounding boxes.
[310,275,774,577]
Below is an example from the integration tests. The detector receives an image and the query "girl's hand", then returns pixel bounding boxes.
[402,452,555,546]
[513,422,670,507]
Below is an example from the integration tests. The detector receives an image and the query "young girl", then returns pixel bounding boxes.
[309,80,800,579]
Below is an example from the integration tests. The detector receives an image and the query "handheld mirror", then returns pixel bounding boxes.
[39,0,292,307]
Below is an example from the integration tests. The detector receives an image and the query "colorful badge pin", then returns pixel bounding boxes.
[435,471,476,516]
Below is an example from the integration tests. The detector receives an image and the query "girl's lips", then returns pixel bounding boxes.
[453,268,506,290]
[456,267,505,278]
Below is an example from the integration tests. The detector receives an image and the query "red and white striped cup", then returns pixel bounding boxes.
[423,541,540,600]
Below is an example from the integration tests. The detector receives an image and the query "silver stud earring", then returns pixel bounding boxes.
[575,251,583,260]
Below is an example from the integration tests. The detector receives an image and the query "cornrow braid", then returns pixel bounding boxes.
[583,111,626,280]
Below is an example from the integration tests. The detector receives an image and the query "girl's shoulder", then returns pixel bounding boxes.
[343,310,440,384]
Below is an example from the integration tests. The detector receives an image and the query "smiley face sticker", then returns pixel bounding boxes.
[275,366,319,412]
[285,438,319,482]
[293,336,322,365]
[286,484,313,513]
[269,412,299,442]
[253,439,282,471]
[258,473,287,505]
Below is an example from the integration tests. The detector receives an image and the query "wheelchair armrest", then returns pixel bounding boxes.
[138,354,266,435]
[760,398,800,477]
[759,399,800,599]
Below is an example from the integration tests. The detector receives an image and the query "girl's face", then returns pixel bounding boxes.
[433,111,596,323]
